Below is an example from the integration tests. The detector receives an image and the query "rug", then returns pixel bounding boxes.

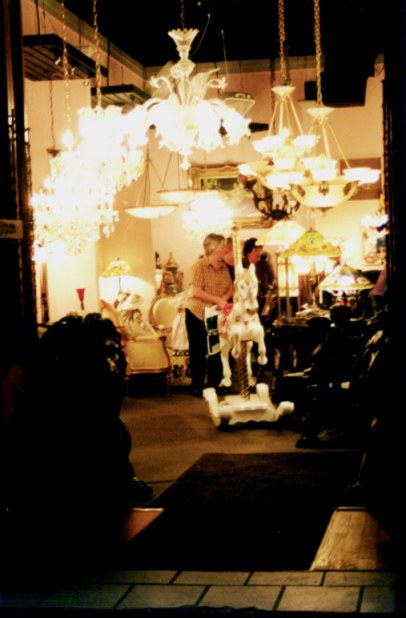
[120,451,364,571]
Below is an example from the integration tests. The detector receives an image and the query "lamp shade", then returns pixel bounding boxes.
[281,229,341,258]
[318,264,374,292]
[102,258,132,277]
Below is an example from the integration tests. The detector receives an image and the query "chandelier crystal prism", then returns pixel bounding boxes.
[143,28,251,171]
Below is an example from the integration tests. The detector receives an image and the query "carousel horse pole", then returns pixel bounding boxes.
[232,227,251,401]
[237,340,250,400]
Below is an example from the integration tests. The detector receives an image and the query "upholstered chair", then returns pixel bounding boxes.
[100,298,172,395]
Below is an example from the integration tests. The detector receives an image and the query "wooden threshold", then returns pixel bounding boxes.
[120,508,163,545]
[311,506,394,571]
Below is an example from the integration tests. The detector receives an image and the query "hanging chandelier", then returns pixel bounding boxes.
[139,9,251,172]
[31,148,121,255]
[277,0,380,209]
[239,0,380,211]
[73,0,146,206]
[31,0,146,254]
[124,149,178,219]
[181,191,234,240]
[238,172,300,221]
[238,0,315,197]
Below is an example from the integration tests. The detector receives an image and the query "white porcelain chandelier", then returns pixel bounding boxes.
[239,0,314,195]
[240,0,380,211]
[141,27,251,172]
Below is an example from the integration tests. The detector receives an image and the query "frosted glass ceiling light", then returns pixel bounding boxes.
[287,0,380,209]
[238,0,315,199]
[125,149,177,219]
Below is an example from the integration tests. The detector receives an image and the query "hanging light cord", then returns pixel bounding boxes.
[60,0,72,133]
[313,0,323,106]
[278,0,288,85]
[93,0,102,107]
[48,81,56,151]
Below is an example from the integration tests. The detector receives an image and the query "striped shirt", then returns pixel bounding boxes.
[185,256,232,321]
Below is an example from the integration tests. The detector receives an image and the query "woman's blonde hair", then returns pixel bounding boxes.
[203,233,226,256]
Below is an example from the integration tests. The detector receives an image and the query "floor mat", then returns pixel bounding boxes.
[119,451,364,571]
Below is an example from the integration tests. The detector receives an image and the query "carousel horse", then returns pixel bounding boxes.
[218,263,268,388]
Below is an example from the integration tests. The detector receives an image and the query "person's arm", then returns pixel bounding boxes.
[190,285,230,310]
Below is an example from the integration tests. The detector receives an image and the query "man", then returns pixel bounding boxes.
[242,238,277,382]
[242,237,275,316]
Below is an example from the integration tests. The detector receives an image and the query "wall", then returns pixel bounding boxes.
[26,78,101,322]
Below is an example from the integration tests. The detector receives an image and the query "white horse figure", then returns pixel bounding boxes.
[218,263,268,388]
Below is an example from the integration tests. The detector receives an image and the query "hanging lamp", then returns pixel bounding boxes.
[238,0,316,196]
[137,0,250,172]
[125,149,178,219]
[286,0,381,209]
[31,0,146,254]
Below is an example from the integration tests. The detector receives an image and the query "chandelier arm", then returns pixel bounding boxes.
[287,98,305,137]
[320,123,333,161]
[145,27,249,169]
[325,123,352,169]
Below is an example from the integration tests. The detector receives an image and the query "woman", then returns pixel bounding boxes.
[185,233,234,398]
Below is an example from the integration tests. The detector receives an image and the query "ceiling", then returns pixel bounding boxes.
[61,0,385,68]
[59,0,385,107]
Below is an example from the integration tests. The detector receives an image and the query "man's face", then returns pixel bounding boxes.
[248,246,263,264]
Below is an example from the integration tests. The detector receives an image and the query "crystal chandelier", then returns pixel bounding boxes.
[141,17,250,171]
[73,0,146,207]
[31,0,146,255]
[181,191,234,240]
[32,148,120,255]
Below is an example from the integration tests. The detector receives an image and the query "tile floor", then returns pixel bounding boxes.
[0,568,399,613]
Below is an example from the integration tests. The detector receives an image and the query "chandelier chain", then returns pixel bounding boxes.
[269,57,276,131]
[48,81,56,150]
[180,0,185,29]
[278,0,288,84]
[93,0,102,106]
[60,0,72,132]
[313,0,323,106]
